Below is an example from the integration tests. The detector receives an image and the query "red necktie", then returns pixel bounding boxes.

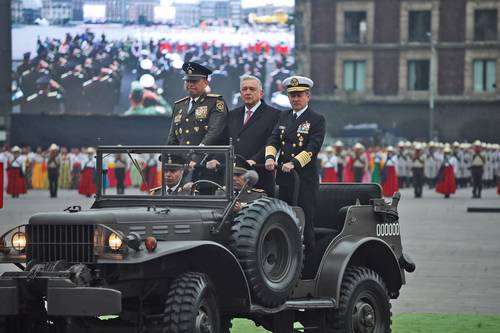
[244,110,253,125]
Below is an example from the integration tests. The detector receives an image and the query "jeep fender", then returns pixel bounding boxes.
[316,236,403,302]
[98,241,252,312]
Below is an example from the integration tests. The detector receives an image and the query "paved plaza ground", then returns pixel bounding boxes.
[1,186,499,315]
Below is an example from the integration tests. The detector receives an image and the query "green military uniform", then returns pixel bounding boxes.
[168,93,228,145]
[167,62,228,146]
[149,154,189,196]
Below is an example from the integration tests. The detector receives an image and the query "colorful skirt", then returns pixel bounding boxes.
[322,167,337,183]
[31,162,46,189]
[382,166,399,197]
[78,168,96,196]
[7,167,27,195]
[436,166,456,195]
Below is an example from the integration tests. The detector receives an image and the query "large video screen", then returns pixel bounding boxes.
[11,0,295,116]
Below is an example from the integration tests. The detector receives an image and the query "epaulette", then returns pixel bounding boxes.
[251,188,265,193]
[22,70,31,76]
[83,79,93,87]
[26,93,38,102]
[206,93,222,98]
[174,96,189,104]
[99,75,110,82]
[60,72,71,79]
[47,91,58,98]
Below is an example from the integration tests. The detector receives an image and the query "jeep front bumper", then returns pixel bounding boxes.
[0,271,121,316]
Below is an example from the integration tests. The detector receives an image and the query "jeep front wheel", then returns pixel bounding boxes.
[330,266,392,333]
[230,198,303,307]
[163,272,220,333]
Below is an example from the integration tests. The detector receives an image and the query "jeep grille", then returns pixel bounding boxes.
[26,225,95,264]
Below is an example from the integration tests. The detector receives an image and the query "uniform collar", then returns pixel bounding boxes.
[292,105,308,119]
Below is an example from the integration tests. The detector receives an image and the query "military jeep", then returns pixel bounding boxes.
[0,145,415,333]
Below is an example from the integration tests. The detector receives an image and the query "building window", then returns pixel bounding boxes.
[408,10,431,42]
[473,59,496,92]
[474,9,498,41]
[343,61,366,92]
[407,60,430,91]
[344,11,367,43]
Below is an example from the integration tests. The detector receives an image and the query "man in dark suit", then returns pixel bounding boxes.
[265,76,326,256]
[225,75,280,196]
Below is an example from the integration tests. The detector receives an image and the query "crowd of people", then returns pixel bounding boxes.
[12,29,294,115]
[318,140,500,199]
[2,139,499,200]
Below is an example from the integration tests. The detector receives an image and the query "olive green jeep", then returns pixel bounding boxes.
[0,145,414,333]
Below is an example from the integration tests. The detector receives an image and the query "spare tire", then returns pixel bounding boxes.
[230,198,303,307]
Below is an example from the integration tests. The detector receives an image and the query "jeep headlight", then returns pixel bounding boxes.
[108,232,123,251]
[11,232,27,252]
[0,225,28,261]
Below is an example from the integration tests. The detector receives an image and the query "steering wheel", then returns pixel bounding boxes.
[189,179,225,195]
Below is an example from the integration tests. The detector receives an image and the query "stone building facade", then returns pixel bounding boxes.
[296,0,500,141]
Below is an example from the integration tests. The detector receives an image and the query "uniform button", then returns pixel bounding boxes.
[282,141,285,145]
[291,154,295,157]
[281,151,284,155]
[236,138,240,142]
[185,129,190,134]
[186,141,190,145]
[185,118,189,122]
[293,144,296,147]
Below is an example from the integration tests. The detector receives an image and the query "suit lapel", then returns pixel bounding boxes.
[232,106,245,135]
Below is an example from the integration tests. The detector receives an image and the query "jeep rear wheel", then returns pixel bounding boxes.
[230,198,303,307]
[163,272,220,333]
[330,266,391,333]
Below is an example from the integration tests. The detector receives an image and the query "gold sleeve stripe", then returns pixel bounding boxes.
[265,146,277,158]
[294,151,313,167]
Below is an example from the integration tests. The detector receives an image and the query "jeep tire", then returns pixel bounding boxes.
[163,272,220,333]
[230,198,303,307]
[330,266,392,333]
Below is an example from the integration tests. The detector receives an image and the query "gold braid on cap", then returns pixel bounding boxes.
[294,151,313,167]
[265,146,277,158]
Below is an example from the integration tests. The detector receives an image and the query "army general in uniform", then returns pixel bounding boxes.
[265,76,326,256]
[167,62,228,193]
[167,62,227,159]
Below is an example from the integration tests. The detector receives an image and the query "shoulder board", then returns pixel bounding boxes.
[22,70,31,76]
[99,75,110,82]
[47,91,58,98]
[61,72,71,79]
[174,96,189,104]
[26,93,38,102]
[251,188,265,193]
[206,93,222,98]
[83,79,93,87]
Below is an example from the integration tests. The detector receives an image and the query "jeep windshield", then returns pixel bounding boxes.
[92,145,235,209]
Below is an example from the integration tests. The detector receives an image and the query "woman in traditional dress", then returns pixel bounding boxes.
[140,154,159,192]
[78,147,96,197]
[435,146,457,198]
[371,147,383,184]
[321,146,338,183]
[58,147,72,189]
[381,146,399,197]
[7,146,27,198]
[31,147,45,189]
